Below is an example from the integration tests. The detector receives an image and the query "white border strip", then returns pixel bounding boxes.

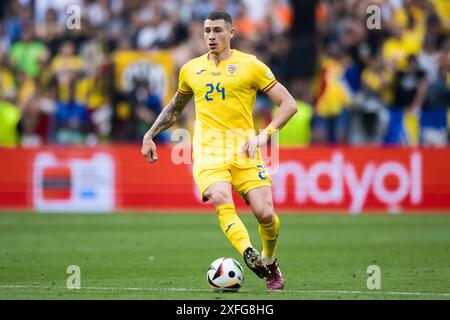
[1,285,449,297]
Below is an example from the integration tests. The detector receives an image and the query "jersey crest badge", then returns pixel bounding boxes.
[227,64,238,75]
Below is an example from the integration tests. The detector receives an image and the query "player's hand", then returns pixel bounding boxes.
[142,134,158,163]
[241,132,269,159]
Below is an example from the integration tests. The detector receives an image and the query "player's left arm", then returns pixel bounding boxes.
[242,82,297,158]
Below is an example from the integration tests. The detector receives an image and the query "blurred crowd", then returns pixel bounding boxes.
[0,0,449,147]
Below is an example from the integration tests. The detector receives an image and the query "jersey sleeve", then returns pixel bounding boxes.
[252,58,277,93]
[177,64,194,95]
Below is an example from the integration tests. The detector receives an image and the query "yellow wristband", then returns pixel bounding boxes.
[264,124,276,136]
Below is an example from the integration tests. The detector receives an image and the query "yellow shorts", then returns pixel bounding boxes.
[193,159,272,203]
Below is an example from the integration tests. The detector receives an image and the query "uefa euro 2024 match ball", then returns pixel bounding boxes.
[207,257,244,292]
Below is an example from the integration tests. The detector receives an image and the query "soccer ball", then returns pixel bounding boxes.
[207,257,244,292]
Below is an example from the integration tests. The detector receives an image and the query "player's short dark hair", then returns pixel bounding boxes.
[205,11,233,25]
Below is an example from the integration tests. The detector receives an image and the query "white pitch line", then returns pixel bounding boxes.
[1,285,450,297]
[296,289,450,297]
[0,285,213,293]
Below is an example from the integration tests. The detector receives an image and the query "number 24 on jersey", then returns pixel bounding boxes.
[205,82,225,101]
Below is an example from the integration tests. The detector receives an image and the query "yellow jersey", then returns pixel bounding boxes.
[178,49,277,165]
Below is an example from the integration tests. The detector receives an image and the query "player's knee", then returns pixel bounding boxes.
[254,205,275,225]
[205,189,232,206]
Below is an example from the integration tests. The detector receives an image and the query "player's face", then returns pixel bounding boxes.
[203,19,234,55]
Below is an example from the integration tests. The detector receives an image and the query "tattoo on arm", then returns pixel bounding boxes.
[146,92,192,138]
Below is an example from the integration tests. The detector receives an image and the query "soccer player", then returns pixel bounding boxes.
[141,11,297,290]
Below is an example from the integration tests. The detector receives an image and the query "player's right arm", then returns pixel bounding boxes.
[141,91,192,163]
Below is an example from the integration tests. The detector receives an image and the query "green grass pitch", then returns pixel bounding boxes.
[0,212,449,300]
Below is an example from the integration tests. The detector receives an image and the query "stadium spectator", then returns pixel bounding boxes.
[393,55,429,112]
[427,40,450,110]
[2,0,26,46]
[87,0,112,28]
[50,41,84,102]
[131,78,168,143]
[16,72,42,146]
[8,22,49,79]
[350,52,392,145]
[83,65,113,143]
[0,48,16,101]
[234,3,259,40]
[0,57,20,147]
[421,39,450,146]
[384,54,429,145]
[50,80,90,145]
[312,41,352,145]
[267,0,293,36]
[35,8,64,56]
[0,99,21,147]
[382,1,427,71]
[136,5,175,50]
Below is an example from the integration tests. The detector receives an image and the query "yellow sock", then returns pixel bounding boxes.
[216,203,252,255]
[258,214,280,265]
